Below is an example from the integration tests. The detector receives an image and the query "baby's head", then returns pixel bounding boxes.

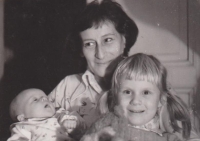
[111,53,167,126]
[10,88,55,122]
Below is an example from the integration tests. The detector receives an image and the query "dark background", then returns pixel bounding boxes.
[0,0,86,139]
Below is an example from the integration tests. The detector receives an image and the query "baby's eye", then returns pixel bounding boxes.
[143,90,151,95]
[104,38,113,43]
[123,90,131,95]
[49,99,54,103]
[83,42,96,48]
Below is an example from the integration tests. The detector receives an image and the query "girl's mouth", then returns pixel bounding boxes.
[129,110,144,113]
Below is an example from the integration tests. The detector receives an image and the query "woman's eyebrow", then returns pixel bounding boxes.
[102,33,115,37]
[82,39,94,42]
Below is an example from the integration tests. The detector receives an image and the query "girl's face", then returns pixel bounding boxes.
[117,76,161,126]
[80,21,125,78]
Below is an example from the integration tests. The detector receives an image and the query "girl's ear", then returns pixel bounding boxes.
[122,36,126,49]
[158,95,167,107]
[17,114,25,122]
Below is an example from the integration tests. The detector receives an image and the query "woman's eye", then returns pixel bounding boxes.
[33,98,38,102]
[105,38,113,43]
[123,90,131,95]
[143,90,151,95]
[83,42,96,48]
[81,101,87,106]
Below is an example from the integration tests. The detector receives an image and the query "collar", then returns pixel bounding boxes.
[24,117,49,122]
[128,115,163,136]
[82,70,103,94]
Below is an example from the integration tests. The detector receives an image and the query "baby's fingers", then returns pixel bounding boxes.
[63,120,77,129]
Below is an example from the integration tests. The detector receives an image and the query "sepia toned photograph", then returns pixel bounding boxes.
[0,0,200,140]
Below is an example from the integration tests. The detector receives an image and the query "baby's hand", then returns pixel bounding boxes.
[70,111,87,130]
[62,115,78,133]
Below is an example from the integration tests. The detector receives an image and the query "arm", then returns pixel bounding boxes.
[55,108,87,140]
[7,125,31,141]
[48,77,70,108]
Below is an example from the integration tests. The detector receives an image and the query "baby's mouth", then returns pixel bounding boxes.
[44,104,50,108]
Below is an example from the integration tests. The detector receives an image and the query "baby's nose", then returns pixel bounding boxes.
[41,97,48,102]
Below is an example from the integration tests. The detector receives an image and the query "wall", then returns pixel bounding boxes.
[0,0,4,80]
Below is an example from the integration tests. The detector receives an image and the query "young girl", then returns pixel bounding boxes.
[81,53,192,141]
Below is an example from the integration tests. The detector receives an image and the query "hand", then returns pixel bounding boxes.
[62,116,77,133]
[70,111,87,130]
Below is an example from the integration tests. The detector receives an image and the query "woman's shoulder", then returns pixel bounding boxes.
[60,73,84,83]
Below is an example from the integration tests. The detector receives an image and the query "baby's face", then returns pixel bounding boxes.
[117,76,160,126]
[19,89,55,119]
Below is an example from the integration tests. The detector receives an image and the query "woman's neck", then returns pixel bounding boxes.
[94,75,110,91]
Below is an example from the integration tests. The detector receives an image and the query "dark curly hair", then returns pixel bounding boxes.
[67,0,138,57]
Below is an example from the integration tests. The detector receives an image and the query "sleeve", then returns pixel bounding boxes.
[48,76,70,109]
[7,125,31,141]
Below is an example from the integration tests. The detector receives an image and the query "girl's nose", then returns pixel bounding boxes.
[130,94,141,105]
[95,45,105,59]
[41,97,48,102]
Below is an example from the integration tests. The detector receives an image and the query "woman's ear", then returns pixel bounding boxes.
[80,52,84,57]
[17,114,25,122]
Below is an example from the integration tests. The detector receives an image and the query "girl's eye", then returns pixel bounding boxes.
[143,90,151,95]
[105,38,113,43]
[123,90,131,95]
[83,42,96,48]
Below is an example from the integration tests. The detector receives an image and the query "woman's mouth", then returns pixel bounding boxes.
[96,60,112,65]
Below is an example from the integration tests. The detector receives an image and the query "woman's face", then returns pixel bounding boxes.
[80,21,125,78]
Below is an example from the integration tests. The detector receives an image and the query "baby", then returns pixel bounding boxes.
[8,88,80,141]
[81,53,192,141]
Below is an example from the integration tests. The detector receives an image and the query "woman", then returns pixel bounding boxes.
[48,0,138,135]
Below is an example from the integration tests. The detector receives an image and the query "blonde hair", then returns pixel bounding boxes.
[103,53,191,139]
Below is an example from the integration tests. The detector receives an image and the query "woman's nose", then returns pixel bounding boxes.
[95,45,105,59]
[130,94,141,105]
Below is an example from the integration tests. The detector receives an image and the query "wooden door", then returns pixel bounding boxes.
[116,0,200,109]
